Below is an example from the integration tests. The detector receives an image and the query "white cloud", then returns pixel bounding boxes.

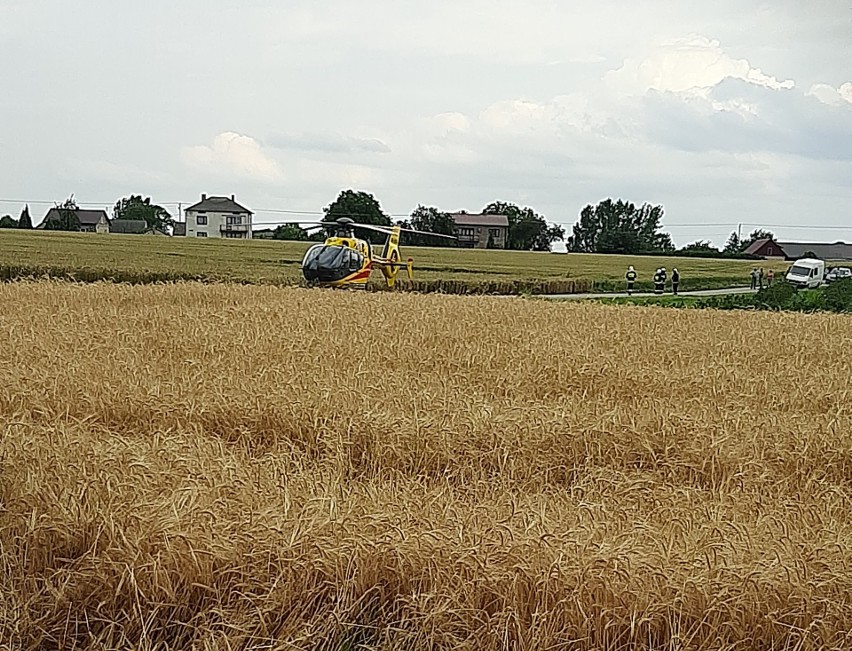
[807,82,852,106]
[181,132,284,183]
[605,35,795,97]
[429,113,472,135]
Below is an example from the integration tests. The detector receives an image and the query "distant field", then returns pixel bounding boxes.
[0,230,791,293]
[2,281,850,650]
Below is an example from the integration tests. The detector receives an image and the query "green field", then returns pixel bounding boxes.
[0,230,791,294]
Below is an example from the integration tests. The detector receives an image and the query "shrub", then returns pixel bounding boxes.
[751,281,800,310]
[822,278,852,312]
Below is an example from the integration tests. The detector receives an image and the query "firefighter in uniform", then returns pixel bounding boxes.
[625,266,637,295]
[653,268,664,294]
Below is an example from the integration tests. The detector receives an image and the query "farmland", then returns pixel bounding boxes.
[2,280,851,650]
[0,230,791,294]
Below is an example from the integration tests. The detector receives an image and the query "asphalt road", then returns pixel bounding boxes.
[541,286,759,300]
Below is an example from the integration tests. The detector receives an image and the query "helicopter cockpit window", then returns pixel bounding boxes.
[301,245,365,281]
[348,249,364,271]
[302,244,324,266]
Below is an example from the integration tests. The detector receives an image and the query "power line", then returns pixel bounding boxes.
[1,197,849,233]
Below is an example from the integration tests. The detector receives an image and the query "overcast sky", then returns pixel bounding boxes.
[1,0,850,247]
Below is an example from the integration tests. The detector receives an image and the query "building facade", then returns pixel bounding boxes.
[109,219,168,236]
[183,194,253,239]
[38,208,110,233]
[746,238,852,261]
[449,212,509,249]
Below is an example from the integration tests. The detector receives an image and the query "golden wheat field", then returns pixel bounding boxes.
[1,281,851,651]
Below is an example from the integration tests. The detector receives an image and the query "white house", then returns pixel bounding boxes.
[183,194,253,239]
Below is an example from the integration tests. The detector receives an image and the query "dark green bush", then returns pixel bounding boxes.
[753,281,798,309]
[822,278,852,312]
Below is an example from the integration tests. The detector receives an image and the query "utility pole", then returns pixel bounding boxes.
[738,223,742,241]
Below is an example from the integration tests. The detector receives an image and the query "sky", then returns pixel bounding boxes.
[1,0,850,248]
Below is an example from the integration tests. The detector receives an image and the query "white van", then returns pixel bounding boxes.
[785,258,825,289]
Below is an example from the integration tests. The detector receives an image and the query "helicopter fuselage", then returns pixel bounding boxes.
[296,221,421,289]
[301,236,373,286]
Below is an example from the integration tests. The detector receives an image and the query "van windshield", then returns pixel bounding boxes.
[789,265,811,277]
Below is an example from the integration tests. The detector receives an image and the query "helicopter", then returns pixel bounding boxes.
[280,217,457,288]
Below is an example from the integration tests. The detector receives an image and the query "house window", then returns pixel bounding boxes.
[490,228,501,238]
[196,232,207,238]
[457,227,475,238]
[196,214,208,225]
[227,215,242,225]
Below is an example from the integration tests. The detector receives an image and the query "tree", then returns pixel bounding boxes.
[802,250,818,259]
[113,195,173,232]
[482,201,564,251]
[0,215,18,228]
[324,189,391,244]
[18,205,33,229]
[723,231,741,254]
[566,199,673,254]
[43,196,81,231]
[272,224,310,241]
[679,240,720,255]
[402,205,457,247]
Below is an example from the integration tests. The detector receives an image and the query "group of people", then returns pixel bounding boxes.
[750,267,774,290]
[625,265,776,296]
[624,266,680,296]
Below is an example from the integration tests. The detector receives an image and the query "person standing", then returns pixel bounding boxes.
[671,268,680,295]
[759,267,765,289]
[625,266,637,295]
[653,268,664,294]
[767,269,775,287]
[750,268,758,290]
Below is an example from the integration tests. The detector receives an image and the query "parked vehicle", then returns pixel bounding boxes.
[785,258,825,289]
[825,267,852,284]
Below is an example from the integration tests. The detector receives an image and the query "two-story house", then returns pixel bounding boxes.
[450,212,509,249]
[184,194,253,239]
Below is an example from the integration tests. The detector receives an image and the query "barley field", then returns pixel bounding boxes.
[0,230,790,294]
[1,281,851,650]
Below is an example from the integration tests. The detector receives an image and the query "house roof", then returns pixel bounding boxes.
[41,208,108,226]
[778,241,852,261]
[110,219,148,234]
[450,212,510,228]
[743,238,774,255]
[185,195,252,214]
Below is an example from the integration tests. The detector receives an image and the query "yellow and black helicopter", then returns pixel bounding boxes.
[285,217,457,288]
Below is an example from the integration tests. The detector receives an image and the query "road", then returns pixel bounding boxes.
[540,286,758,300]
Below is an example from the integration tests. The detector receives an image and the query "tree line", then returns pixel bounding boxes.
[274,190,770,257]
[272,190,566,251]
[563,198,772,258]
[0,205,34,229]
[6,189,774,258]
[1,195,175,232]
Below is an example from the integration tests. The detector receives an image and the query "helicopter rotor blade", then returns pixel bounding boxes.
[397,228,458,240]
[338,222,458,240]
[254,216,458,240]
[345,223,396,235]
